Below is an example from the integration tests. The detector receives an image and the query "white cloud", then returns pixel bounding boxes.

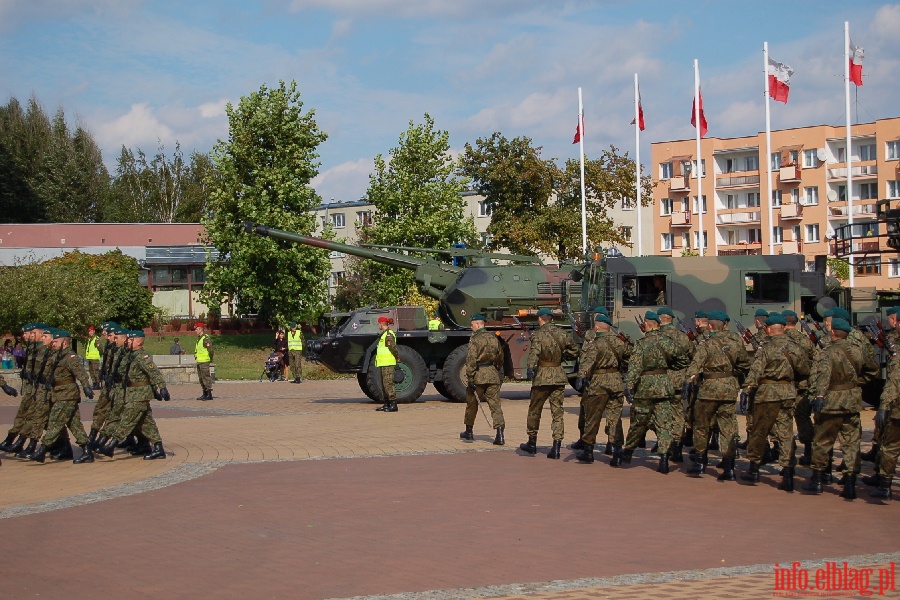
[94,103,173,151]
[312,158,374,203]
[288,0,546,19]
[199,99,229,119]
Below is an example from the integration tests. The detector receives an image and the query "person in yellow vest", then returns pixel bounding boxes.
[287,321,304,383]
[428,313,442,331]
[375,316,399,412]
[84,325,103,390]
[194,322,214,400]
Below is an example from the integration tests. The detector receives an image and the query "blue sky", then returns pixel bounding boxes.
[1,0,897,205]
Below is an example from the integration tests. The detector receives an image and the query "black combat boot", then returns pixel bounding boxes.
[53,440,74,461]
[493,427,505,446]
[0,431,16,452]
[681,428,694,448]
[375,401,389,411]
[609,446,624,467]
[717,456,736,481]
[687,450,708,476]
[130,440,152,456]
[650,442,658,453]
[603,441,613,455]
[292,377,302,384]
[798,442,812,466]
[839,474,857,500]
[670,442,684,463]
[28,443,47,463]
[736,438,748,451]
[657,453,670,474]
[822,451,834,484]
[709,430,720,451]
[459,425,474,441]
[621,447,634,464]
[860,443,880,463]
[570,439,585,450]
[98,438,119,458]
[636,435,646,449]
[778,467,795,492]
[205,389,213,400]
[740,462,760,483]
[87,429,98,446]
[5,434,24,454]
[575,443,594,463]
[16,439,36,459]
[547,440,562,459]
[144,441,166,460]
[384,401,398,413]
[117,435,137,450]
[90,435,108,452]
[519,436,537,455]
[802,470,823,494]
[73,445,94,464]
[862,473,886,487]
[196,389,208,401]
[869,480,893,500]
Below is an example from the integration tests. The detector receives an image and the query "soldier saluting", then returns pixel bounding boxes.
[460,313,505,445]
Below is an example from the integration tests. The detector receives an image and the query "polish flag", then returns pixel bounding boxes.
[767,57,794,103]
[572,113,583,144]
[849,39,864,86]
[691,89,708,138]
[631,91,645,131]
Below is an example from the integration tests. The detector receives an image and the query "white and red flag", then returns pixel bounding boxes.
[691,89,708,138]
[767,57,794,103]
[572,113,583,144]
[631,91,645,131]
[849,39,864,86]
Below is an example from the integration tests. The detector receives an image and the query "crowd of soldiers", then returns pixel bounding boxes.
[460,304,898,502]
[0,321,171,465]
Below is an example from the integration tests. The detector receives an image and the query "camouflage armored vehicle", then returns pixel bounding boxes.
[249,223,837,405]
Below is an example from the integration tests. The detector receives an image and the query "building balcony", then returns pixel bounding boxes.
[827,203,877,218]
[827,165,878,180]
[779,165,801,183]
[669,176,690,192]
[831,238,884,256]
[719,245,762,256]
[716,174,760,188]
[670,212,692,227]
[716,211,761,225]
[779,204,803,220]
[781,240,801,254]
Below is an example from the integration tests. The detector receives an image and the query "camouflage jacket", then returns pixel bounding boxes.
[466,328,504,385]
[810,338,879,413]
[124,350,166,403]
[784,328,816,389]
[658,324,694,387]
[528,322,578,386]
[33,347,56,392]
[577,331,630,393]
[49,350,92,402]
[743,334,809,402]
[22,341,43,385]
[879,349,900,418]
[685,331,750,401]
[625,329,688,400]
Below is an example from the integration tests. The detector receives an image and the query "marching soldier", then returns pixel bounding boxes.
[519,308,578,459]
[622,311,690,473]
[194,322,214,400]
[657,306,694,462]
[782,310,817,466]
[84,325,103,389]
[460,313,505,445]
[0,323,39,454]
[92,326,130,451]
[802,317,879,498]
[867,336,900,500]
[685,311,750,480]
[573,313,631,465]
[88,322,118,446]
[374,316,399,413]
[16,326,58,459]
[861,307,900,466]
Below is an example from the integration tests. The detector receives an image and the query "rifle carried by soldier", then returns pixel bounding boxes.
[865,323,896,356]
[634,315,646,334]
[735,321,762,350]
[800,317,825,349]
[610,324,631,346]
[677,317,698,343]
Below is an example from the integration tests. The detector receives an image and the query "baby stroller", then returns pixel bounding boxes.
[259,351,284,382]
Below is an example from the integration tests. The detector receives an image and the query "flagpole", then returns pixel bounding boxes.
[634,73,643,256]
[764,42,775,256]
[693,59,704,257]
[578,87,587,257]
[845,21,855,287]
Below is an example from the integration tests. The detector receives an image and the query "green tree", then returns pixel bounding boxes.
[200,80,332,326]
[336,114,478,309]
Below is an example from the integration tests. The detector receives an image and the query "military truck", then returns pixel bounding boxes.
[249,223,838,405]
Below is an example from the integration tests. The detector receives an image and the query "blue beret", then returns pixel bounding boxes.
[707,311,726,322]
[21,322,33,332]
[41,327,56,336]
[595,314,612,325]
[826,307,851,321]
[782,310,798,318]
[289,321,298,327]
[645,311,660,323]
[831,317,852,332]
[657,307,674,317]
[694,310,708,319]
[765,314,786,326]
[754,308,770,317]
[593,306,609,316]
[536,308,553,317]
[53,329,71,339]
[127,330,146,338]
[470,313,487,322]
[32,323,49,331]
[887,307,899,316]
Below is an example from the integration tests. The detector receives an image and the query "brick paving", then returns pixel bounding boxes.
[0,380,896,600]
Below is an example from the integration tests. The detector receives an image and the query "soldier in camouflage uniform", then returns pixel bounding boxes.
[861,308,899,468]
[99,330,170,460]
[802,318,878,499]
[622,311,690,473]
[374,316,399,413]
[657,306,694,462]
[87,322,118,446]
[0,323,37,454]
[519,308,578,459]
[741,313,809,490]
[685,311,749,480]
[16,327,58,459]
[868,327,900,499]
[573,314,631,465]
[93,326,130,451]
[738,308,772,452]
[783,310,817,467]
[460,313,505,445]
[28,330,95,463]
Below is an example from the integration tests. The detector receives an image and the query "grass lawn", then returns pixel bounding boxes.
[141,333,349,381]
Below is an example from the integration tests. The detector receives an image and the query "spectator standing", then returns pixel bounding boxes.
[1,340,13,370]
[274,330,289,381]
[170,338,184,355]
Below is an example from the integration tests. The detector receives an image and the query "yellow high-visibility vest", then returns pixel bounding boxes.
[428,318,441,331]
[195,335,211,363]
[375,330,397,367]
[287,330,304,351]
[85,336,101,360]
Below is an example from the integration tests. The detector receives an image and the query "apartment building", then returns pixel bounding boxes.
[651,117,900,288]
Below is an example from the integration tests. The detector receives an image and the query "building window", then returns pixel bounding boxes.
[329,250,345,259]
[771,152,780,171]
[803,149,818,168]
[331,213,346,228]
[692,195,707,214]
[773,226,783,244]
[860,182,878,200]
[689,159,707,178]
[660,162,673,179]
[805,224,820,243]
[621,197,635,211]
[888,181,900,199]
[661,233,674,251]
[890,259,900,278]
[802,186,818,206]
[747,192,760,208]
[748,228,762,244]
[660,198,673,216]
[621,226,633,242]
[772,190,783,207]
[480,232,494,247]
[790,188,799,204]
[837,185,847,202]
[745,156,758,171]
[331,271,345,286]
[693,230,708,249]
[792,225,801,242]
[887,141,900,161]
[356,210,373,227]
[724,158,737,174]
[856,257,880,275]
[681,232,690,248]
[477,200,493,217]
[859,143,876,161]
[837,147,846,163]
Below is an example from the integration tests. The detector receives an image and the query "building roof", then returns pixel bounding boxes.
[0,223,205,248]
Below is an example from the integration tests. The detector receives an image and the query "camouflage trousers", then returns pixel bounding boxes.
[288,351,303,379]
[526,385,565,441]
[90,387,112,433]
[670,395,686,441]
[603,400,625,446]
[624,398,675,455]
[7,383,35,436]
[579,382,624,446]
[877,418,900,479]
[99,389,124,437]
[23,389,52,439]
[113,400,161,444]
[684,386,698,431]
[747,400,795,468]
[794,391,814,444]
[87,360,100,387]
[811,412,861,474]
[41,400,89,447]
[693,399,738,458]
[464,383,504,429]
[197,362,212,392]
[380,366,396,403]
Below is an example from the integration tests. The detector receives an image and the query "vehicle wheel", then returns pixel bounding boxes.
[365,346,428,404]
[441,344,469,403]
[357,372,377,401]
[432,379,453,401]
